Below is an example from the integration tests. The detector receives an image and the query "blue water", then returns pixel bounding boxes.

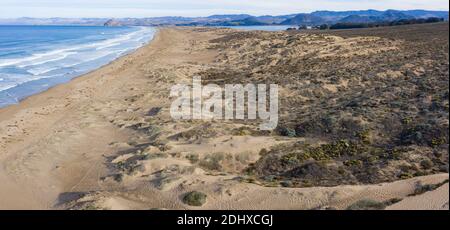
[0,25,156,107]
[212,25,295,31]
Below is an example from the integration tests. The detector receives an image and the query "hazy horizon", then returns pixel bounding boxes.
[0,0,448,19]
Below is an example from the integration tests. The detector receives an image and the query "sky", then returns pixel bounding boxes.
[0,0,448,18]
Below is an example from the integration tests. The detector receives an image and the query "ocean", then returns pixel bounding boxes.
[0,25,156,107]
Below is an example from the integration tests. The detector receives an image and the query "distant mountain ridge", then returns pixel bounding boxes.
[280,14,327,25]
[337,11,415,24]
[0,9,447,26]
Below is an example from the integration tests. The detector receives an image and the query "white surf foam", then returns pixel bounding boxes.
[0,27,156,98]
[0,27,154,69]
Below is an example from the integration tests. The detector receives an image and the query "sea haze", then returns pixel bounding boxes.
[0,25,156,107]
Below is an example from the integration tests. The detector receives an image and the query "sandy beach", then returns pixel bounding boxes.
[0,26,448,210]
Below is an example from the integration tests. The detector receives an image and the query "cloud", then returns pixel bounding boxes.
[0,0,448,18]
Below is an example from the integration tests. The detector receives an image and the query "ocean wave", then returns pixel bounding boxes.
[0,72,57,91]
[0,26,156,105]
[18,51,78,69]
[0,27,154,69]
[27,66,60,76]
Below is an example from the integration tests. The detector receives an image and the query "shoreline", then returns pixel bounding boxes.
[0,26,448,210]
[0,27,164,209]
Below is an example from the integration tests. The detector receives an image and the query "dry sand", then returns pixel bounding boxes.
[0,28,448,210]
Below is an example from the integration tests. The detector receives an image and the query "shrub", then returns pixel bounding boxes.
[344,159,363,167]
[346,199,386,210]
[113,174,124,182]
[431,137,446,148]
[398,123,448,147]
[182,191,207,206]
[357,130,371,144]
[280,181,294,187]
[410,180,449,196]
[186,154,199,164]
[232,127,253,136]
[199,153,225,171]
[420,159,433,170]
[279,140,364,166]
[143,152,169,160]
[278,127,297,137]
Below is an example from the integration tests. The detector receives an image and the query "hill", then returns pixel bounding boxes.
[280,13,326,25]
[0,10,447,26]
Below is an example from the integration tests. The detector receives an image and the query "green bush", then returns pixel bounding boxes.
[346,199,386,210]
[278,127,297,137]
[183,191,207,206]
